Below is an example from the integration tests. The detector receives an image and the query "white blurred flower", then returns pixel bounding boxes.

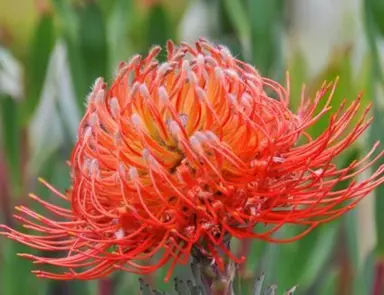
[285,0,365,77]
[0,47,23,100]
[28,40,80,174]
[179,0,217,43]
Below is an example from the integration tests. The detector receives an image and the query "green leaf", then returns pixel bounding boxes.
[297,223,339,291]
[370,98,384,255]
[287,48,308,112]
[353,249,375,295]
[52,0,87,107]
[364,0,384,256]
[97,0,117,16]
[247,0,283,77]
[222,0,251,57]
[115,273,141,295]
[107,0,133,73]
[51,0,78,42]
[306,47,355,139]
[318,268,338,295]
[0,95,21,191]
[1,239,47,295]
[147,4,172,57]
[22,12,55,123]
[271,223,339,293]
[243,239,266,276]
[0,153,68,295]
[341,148,362,273]
[258,242,280,288]
[78,1,108,88]
[343,210,359,269]
[371,0,384,36]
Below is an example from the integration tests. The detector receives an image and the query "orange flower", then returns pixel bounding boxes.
[1,40,383,281]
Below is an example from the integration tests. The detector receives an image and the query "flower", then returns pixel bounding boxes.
[1,40,383,281]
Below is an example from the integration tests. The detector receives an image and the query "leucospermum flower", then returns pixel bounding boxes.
[1,40,383,281]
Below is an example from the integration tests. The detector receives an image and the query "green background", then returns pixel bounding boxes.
[0,0,384,294]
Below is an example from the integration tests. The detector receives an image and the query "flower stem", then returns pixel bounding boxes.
[191,242,237,295]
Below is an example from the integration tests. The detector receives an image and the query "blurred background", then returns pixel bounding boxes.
[0,0,384,294]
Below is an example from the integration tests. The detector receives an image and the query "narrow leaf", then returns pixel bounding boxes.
[107,0,133,73]
[0,95,21,190]
[247,0,283,77]
[23,12,55,122]
[147,4,172,56]
[78,2,108,87]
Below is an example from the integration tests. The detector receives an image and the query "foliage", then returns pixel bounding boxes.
[0,0,382,294]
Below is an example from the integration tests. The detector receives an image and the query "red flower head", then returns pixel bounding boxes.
[1,40,383,281]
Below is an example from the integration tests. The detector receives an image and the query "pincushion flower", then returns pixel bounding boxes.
[1,40,383,281]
